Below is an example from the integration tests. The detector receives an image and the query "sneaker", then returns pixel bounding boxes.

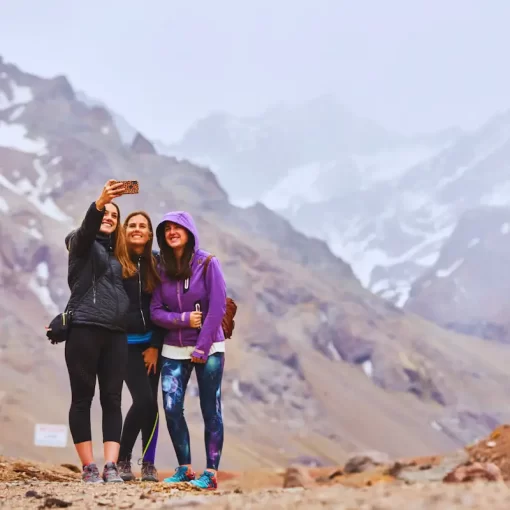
[163,465,196,484]
[189,470,217,490]
[82,463,104,484]
[118,459,136,482]
[102,462,124,483]
[141,461,159,482]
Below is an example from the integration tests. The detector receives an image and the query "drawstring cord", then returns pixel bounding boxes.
[137,412,159,466]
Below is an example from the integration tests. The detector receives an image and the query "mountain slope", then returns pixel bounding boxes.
[166,96,463,301]
[1,55,510,469]
[406,206,510,343]
[168,97,510,323]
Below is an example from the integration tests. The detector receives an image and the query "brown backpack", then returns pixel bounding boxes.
[203,254,237,339]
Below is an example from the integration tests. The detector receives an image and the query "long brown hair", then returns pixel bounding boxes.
[110,202,137,279]
[158,225,195,281]
[124,210,161,293]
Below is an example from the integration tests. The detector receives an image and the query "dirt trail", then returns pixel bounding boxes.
[4,425,510,509]
[2,479,510,509]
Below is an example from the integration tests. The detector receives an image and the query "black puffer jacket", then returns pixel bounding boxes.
[65,202,130,332]
[123,251,163,348]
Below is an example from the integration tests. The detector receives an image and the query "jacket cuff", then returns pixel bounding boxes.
[191,348,208,361]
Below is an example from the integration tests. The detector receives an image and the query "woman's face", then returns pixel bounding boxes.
[125,214,151,249]
[99,203,118,235]
[164,222,189,250]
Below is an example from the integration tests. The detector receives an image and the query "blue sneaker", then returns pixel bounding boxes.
[163,465,196,484]
[189,470,217,490]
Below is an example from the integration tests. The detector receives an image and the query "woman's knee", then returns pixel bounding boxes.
[99,391,121,411]
[163,392,184,421]
[200,397,222,426]
[70,396,94,412]
[131,394,156,415]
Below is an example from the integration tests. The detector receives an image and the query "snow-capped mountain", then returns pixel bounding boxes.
[406,206,510,343]
[168,98,510,314]
[7,54,510,463]
[167,96,468,303]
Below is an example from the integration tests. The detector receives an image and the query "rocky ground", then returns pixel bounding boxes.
[2,479,510,509]
[3,425,510,509]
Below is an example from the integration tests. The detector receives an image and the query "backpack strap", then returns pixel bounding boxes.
[203,254,214,277]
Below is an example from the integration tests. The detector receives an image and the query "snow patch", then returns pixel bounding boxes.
[101,126,110,135]
[0,159,71,222]
[8,105,25,121]
[326,341,342,361]
[261,161,328,211]
[22,225,42,239]
[436,258,464,278]
[0,123,48,155]
[436,165,469,189]
[430,420,443,431]
[232,379,243,397]
[28,262,58,315]
[361,359,373,378]
[415,252,439,266]
[0,197,8,212]
[501,223,510,234]
[468,237,480,247]
[371,279,390,293]
[0,81,33,110]
[50,156,62,166]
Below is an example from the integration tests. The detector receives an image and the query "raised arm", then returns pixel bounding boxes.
[150,282,192,330]
[192,257,227,362]
[65,179,126,256]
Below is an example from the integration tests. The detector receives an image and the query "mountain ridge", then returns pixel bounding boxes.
[1,55,510,469]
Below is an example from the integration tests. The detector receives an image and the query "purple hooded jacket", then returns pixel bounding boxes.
[150,211,227,361]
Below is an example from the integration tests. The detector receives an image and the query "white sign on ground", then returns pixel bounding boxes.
[34,424,68,448]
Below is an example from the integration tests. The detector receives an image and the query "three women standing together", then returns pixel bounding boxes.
[61,180,227,490]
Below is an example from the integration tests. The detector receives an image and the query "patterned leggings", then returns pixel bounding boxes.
[161,353,224,470]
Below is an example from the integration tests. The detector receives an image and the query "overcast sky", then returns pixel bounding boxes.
[1,0,510,141]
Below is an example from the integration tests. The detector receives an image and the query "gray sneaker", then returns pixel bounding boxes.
[102,462,124,483]
[82,463,104,484]
[141,461,159,482]
[118,459,136,482]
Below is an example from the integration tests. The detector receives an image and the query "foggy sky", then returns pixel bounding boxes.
[1,0,510,141]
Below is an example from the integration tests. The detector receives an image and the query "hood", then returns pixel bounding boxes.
[155,211,200,251]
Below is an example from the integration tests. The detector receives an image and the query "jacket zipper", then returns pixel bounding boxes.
[176,280,183,347]
[138,257,146,331]
[109,250,119,321]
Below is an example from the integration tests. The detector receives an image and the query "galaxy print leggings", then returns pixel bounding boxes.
[161,353,224,470]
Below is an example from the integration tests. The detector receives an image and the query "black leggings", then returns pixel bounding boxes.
[65,325,127,444]
[119,344,161,463]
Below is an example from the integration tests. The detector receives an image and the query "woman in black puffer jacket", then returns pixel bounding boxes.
[117,210,163,483]
[64,179,134,484]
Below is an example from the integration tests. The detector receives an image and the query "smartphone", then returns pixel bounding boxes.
[116,180,139,194]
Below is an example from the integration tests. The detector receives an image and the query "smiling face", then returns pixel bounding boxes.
[164,221,189,251]
[125,213,151,251]
[99,203,118,235]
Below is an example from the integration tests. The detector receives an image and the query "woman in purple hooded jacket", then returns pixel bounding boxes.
[150,211,226,491]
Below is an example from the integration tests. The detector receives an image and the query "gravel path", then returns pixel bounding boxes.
[2,480,510,509]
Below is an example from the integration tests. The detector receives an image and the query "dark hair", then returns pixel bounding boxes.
[158,222,195,281]
[109,202,137,279]
[123,210,161,293]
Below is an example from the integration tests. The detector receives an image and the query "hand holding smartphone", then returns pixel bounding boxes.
[114,180,139,194]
